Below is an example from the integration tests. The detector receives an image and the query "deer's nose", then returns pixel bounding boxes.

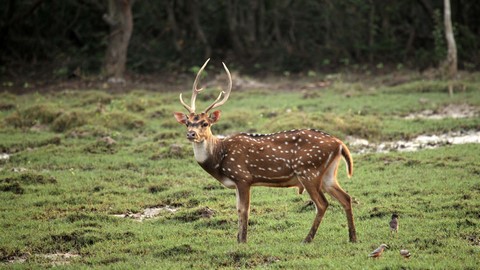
[186,131,197,140]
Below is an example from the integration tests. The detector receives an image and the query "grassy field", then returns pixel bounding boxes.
[1,73,479,269]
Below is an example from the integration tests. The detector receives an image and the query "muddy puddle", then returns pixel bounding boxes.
[111,205,179,222]
[348,130,480,154]
[350,103,479,153]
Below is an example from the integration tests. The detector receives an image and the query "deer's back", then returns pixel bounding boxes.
[220,129,342,182]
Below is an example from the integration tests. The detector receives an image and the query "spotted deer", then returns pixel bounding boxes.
[173,59,357,243]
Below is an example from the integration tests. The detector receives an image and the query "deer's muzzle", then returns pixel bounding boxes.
[186,131,197,141]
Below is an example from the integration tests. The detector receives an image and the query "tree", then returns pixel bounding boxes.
[103,0,134,84]
[443,0,457,96]
[1,1,480,76]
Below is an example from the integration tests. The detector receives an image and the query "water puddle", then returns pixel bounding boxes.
[111,205,179,222]
[348,130,480,154]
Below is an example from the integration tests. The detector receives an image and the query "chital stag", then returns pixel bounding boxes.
[173,59,357,243]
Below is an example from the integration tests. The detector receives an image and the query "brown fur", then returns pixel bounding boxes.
[174,111,357,243]
[174,59,356,243]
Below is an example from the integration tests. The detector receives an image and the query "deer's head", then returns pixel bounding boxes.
[173,59,232,143]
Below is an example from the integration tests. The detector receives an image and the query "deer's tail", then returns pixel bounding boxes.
[341,142,353,178]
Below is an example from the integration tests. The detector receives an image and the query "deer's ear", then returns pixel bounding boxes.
[173,112,188,125]
[209,110,221,124]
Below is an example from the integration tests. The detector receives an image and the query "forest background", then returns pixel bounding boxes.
[1,0,479,83]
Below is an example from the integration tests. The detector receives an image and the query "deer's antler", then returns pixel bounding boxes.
[179,58,210,113]
[203,62,232,113]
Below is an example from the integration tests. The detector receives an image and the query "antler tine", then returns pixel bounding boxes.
[179,93,193,113]
[190,58,210,113]
[203,62,233,113]
[178,58,210,114]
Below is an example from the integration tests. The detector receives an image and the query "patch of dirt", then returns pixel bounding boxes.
[40,252,80,266]
[173,206,216,222]
[112,205,179,222]
[405,103,478,119]
[84,136,118,154]
[1,73,186,94]
[465,235,480,246]
[5,252,80,266]
[198,206,215,218]
[348,130,480,154]
[5,254,29,264]
[0,153,9,164]
[11,167,27,173]
[3,70,339,96]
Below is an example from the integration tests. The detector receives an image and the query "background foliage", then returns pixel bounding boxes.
[1,0,480,77]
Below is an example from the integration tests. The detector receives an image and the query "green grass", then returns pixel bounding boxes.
[0,74,479,269]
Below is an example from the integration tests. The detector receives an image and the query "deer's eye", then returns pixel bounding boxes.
[202,122,209,127]
[186,121,192,127]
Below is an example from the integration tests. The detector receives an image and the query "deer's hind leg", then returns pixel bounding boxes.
[235,183,251,243]
[322,156,357,242]
[298,175,329,243]
[326,185,356,242]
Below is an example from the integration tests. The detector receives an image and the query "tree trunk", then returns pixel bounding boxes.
[103,0,134,84]
[226,0,245,55]
[165,0,182,53]
[443,0,457,96]
[190,0,211,59]
[367,0,375,63]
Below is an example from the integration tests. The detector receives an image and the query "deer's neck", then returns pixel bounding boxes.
[193,136,221,164]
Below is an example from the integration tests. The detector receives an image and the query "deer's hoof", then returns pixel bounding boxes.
[302,238,313,244]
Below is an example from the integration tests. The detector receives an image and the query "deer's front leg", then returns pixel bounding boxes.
[235,183,251,243]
